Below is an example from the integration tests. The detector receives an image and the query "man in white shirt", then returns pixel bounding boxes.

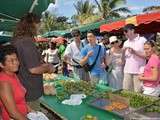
[63,29,90,81]
[122,24,147,92]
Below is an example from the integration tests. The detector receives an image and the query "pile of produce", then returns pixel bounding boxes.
[43,73,57,80]
[115,90,157,108]
[56,80,96,101]
[105,102,128,111]
[92,90,110,99]
[63,81,96,95]
[145,100,160,113]
[43,83,56,95]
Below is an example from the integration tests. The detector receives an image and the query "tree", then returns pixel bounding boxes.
[40,12,69,34]
[74,0,96,15]
[143,6,160,13]
[94,0,131,19]
[73,0,99,25]
[41,12,57,32]
[56,16,68,23]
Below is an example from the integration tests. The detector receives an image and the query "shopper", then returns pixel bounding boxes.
[122,24,147,92]
[139,41,160,96]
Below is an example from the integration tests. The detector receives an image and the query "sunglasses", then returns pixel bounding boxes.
[73,34,80,37]
[111,41,118,44]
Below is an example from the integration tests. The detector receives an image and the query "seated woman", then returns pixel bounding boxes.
[0,45,29,120]
[139,41,160,97]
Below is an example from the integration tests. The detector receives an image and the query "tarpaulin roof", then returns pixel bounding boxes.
[75,19,108,33]
[42,30,70,37]
[42,18,123,38]
[100,12,160,33]
[0,0,51,32]
[0,34,12,43]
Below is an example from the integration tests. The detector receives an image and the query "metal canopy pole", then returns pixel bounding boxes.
[29,0,38,13]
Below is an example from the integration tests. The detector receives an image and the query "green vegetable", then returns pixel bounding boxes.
[116,90,157,108]
[145,101,160,113]
[56,80,96,101]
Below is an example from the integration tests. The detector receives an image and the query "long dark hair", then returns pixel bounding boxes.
[13,13,40,38]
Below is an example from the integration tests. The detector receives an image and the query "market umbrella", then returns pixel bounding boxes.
[100,12,160,33]
[35,37,48,42]
[51,37,66,44]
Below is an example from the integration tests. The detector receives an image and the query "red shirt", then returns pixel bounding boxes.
[0,72,28,120]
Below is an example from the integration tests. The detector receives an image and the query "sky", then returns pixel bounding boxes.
[52,0,160,18]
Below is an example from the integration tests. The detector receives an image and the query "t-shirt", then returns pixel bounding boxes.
[12,37,43,101]
[143,54,160,87]
[45,48,59,63]
[81,44,106,76]
[58,45,66,59]
[64,41,83,66]
[0,72,28,120]
[123,35,147,74]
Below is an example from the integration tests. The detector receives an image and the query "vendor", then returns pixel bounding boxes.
[139,40,160,97]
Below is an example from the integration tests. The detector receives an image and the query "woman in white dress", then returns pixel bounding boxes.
[107,36,124,89]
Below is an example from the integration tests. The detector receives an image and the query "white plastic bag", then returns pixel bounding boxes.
[62,94,86,105]
[27,111,49,120]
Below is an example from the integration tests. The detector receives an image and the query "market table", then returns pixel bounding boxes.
[40,85,122,120]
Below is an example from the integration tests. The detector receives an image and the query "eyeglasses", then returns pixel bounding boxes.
[111,41,118,44]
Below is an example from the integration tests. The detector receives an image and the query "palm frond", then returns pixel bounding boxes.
[143,6,160,12]
[112,7,131,13]
[109,12,121,18]
[94,0,102,12]
[109,0,126,9]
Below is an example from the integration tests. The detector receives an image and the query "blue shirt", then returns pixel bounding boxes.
[81,44,106,76]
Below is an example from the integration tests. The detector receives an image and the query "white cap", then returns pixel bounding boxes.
[109,36,118,43]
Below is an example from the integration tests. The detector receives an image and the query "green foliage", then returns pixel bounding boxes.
[40,12,70,34]
[73,0,100,25]
[94,0,131,19]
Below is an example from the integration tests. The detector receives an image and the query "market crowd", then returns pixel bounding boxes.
[0,13,159,120]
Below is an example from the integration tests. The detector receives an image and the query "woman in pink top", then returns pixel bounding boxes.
[139,41,160,97]
[0,45,30,120]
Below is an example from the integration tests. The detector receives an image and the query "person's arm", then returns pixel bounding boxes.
[46,53,49,63]
[0,82,27,120]
[139,67,159,81]
[63,44,72,64]
[129,48,146,59]
[100,47,107,68]
[29,63,54,74]
[80,51,93,66]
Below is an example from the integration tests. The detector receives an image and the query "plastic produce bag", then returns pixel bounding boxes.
[27,111,49,120]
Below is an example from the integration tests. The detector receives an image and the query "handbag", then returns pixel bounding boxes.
[83,45,101,72]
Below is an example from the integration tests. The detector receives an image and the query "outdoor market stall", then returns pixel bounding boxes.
[40,74,160,120]
[41,75,122,120]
